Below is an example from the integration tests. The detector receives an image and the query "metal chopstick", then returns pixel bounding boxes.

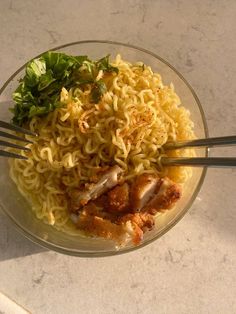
[161,157,236,167]
[164,135,236,150]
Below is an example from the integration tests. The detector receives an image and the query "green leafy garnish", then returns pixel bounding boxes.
[11,52,118,125]
[96,55,119,74]
[91,80,107,103]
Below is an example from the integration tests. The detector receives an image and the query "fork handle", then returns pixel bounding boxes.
[161,157,236,167]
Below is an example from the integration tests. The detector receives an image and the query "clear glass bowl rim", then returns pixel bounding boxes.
[0,40,209,257]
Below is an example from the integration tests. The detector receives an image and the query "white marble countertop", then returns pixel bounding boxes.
[0,1,236,313]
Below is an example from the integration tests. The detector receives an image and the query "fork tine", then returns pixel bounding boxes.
[0,120,37,136]
[0,150,28,160]
[0,130,33,143]
[0,140,31,151]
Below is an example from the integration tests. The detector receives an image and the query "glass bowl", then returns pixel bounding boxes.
[0,41,208,257]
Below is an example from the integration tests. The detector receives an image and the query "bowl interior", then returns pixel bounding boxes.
[0,41,207,256]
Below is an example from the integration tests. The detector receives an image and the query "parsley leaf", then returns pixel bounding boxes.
[11,52,118,125]
[97,55,119,74]
[91,80,107,103]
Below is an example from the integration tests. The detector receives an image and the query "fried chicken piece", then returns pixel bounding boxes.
[76,214,126,242]
[119,212,154,231]
[68,165,123,212]
[106,183,130,213]
[72,209,134,245]
[130,174,160,212]
[71,205,154,246]
[119,212,154,245]
[68,170,181,246]
[143,177,181,214]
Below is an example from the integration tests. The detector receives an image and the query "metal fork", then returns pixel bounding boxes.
[0,120,36,160]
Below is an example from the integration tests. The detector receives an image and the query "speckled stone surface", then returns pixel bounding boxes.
[0,1,236,313]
